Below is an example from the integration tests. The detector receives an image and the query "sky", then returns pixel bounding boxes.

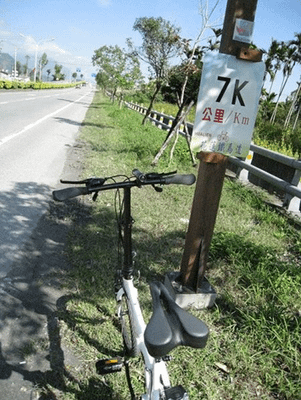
[0,0,300,97]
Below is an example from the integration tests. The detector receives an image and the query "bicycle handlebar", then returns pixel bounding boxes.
[52,169,196,202]
[53,186,89,202]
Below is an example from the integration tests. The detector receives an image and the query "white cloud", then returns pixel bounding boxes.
[0,20,12,39]
[97,0,112,7]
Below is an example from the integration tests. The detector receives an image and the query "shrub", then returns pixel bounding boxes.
[4,81,12,89]
[253,121,301,158]
[0,80,85,90]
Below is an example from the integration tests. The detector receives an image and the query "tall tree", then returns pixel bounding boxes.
[151,0,222,165]
[265,39,282,94]
[92,44,142,102]
[16,61,22,76]
[25,55,30,77]
[39,52,48,81]
[284,33,301,128]
[284,81,301,129]
[128,17,181,124]
[270,39,299,124]
[52,64,65,81]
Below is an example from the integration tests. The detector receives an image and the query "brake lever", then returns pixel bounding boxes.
[92,192,99,201]
[152,184,163,193]
[145,170,177,180]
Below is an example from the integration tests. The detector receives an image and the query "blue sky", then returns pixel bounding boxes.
[0,0,300,97]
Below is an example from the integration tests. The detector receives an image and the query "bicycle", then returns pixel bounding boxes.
[53,169,209,400]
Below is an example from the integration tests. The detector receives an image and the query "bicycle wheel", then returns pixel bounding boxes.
[118,293,139,357]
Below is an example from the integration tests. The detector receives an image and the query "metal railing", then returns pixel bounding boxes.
[126,101,301,214]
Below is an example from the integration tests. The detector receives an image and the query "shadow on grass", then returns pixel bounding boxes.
[54,117,115,130]
[2,187,298,399]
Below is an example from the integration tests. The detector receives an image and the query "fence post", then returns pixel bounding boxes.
[286,169,301,212]
[179,0,260,292]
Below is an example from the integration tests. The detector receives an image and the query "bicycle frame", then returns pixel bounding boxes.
[117,186,171,399]
[53,171,204,400]
[116,279,170,400]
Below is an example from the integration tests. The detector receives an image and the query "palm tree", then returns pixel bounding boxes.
[270,41,298,124]
[265,40,282,95]
[285,81,301,129]
[284,33,301,127]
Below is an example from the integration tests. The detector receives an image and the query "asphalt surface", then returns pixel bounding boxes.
[0,86,94,276]
[0,87,94,399]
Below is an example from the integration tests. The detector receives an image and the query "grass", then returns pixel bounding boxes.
[45,91,301,399]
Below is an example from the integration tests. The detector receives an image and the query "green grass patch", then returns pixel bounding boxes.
[48,91,301,400]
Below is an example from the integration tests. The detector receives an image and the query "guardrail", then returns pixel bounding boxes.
[126,101,301,214]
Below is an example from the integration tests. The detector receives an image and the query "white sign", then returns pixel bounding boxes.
[233,19,254,43]
[191,52,265,158]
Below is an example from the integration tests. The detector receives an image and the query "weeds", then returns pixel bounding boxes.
[47,91,301,399]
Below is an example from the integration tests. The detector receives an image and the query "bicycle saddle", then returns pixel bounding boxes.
[144,281,209,358]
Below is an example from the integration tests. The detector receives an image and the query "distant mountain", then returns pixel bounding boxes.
[0,52,72,81]
[0,53,14,73]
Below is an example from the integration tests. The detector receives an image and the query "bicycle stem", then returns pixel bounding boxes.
[122,187,134,279]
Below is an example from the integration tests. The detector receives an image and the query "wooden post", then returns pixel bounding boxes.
[179,0,259,292]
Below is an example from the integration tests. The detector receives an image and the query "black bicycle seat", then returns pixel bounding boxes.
[144,281,209,358]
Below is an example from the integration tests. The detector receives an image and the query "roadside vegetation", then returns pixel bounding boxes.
[41,91,301,400]
[92,13,300,159]
[0,80,86,90]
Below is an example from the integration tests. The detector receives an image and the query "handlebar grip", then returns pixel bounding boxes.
[52,186,89,201]
[164,174,196,185]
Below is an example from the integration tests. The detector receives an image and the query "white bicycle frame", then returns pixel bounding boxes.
[116,277,171,400]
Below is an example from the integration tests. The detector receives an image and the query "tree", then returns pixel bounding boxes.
[92,44,142,102]
[39,52,48,81]
[52,64,65,81]
[151,1,222,165]
[23,55,30,77]
[128,17,181,124]
[16,61,22,76]
[72,72,77,81]
[23,64,28,76]
[264,39,283,94]
[270,35,300,124]
[284,33,301,128]
[285,81,301,129]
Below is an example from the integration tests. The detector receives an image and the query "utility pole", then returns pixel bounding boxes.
[179,0,262,292]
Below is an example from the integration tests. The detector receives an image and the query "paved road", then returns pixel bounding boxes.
[0,86,94,277]
[0,86,95,399]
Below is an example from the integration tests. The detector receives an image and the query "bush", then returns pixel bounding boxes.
[4,81,12,89]
[253,121,301,158]
[0,79,86,90]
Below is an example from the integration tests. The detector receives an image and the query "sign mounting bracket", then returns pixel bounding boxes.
[237,46,263,62]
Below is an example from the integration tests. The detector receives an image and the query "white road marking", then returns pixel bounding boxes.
[0,89,72,104]
[0,91,91,147]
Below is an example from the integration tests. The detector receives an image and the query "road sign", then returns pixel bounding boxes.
[191,52,265,158]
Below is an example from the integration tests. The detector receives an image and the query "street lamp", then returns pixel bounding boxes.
[20,34,54,82]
